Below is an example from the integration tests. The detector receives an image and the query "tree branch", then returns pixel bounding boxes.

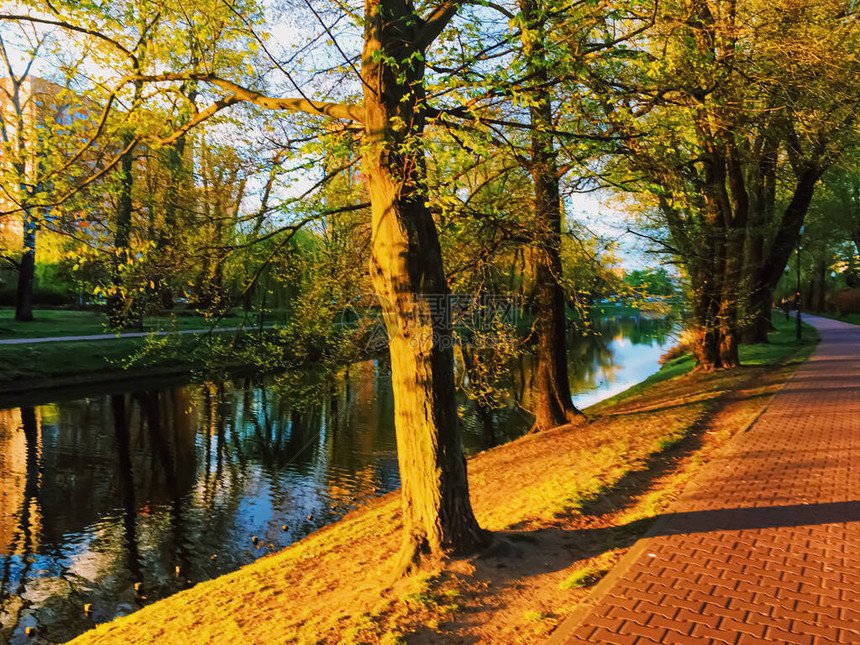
[133,73,364,123]
[0,14,137,63]
[625,226,684,257]
[417,0,464,51]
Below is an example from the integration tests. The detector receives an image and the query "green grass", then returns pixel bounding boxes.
[0,307,267,340]
[559,565,605,590]
[0,336,199,386]
[738,316,819,366]
[0,311,277,387]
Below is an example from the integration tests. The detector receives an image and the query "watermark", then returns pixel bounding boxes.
[339,293,519,351]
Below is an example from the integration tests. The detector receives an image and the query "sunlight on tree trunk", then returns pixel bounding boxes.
[361,0,489,572]
[521,0,582,430]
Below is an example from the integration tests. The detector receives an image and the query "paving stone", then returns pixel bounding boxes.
[553,315,860,644]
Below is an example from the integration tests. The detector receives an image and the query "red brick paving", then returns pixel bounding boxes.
[549,315,860,644]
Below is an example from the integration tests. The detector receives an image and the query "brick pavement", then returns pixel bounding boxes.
[548,315,860,644]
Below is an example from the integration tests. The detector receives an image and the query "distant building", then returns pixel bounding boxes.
[0,76,93,251]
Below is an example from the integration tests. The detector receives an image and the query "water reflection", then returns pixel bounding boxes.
[0,313,675,643]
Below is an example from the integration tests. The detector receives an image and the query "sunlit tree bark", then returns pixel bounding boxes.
[361,0,490,570]
[519,0,582,428]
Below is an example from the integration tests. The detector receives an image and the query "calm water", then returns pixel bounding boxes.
[0,313,675,643]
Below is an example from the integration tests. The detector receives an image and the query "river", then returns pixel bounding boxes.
[0,312,676,643]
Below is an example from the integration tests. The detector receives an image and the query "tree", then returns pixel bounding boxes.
[624,268,675,297]
[358,0,491,567]
[589,0,860,367]
[517,0,582,430]
[6,0,493,569]
[0,26,46,321]
[423,0,627,429]
[822,155,860,257]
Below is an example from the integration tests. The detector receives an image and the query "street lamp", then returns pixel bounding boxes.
[796,226,804,341]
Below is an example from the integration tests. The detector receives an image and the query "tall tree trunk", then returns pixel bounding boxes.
[109,132,137,328]
[361,0,489,571]
[744,284,774,344]
[520,0,581,431]
[531,193,579,428]
[741,136,776,344]
[14,212,35,322]
[718,226,743,368]
[745,168,821,340]
[743,211,770,344]
[689,258,723,371]
[6,74,37,322]
[158,87,197,310]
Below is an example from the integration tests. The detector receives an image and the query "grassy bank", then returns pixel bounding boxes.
[67,317,817,645]
[0,308,261,339]
[0,308,276,392]
[0,336,196,393]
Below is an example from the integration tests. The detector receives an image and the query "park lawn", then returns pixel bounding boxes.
[0,308,279,390]
[68,317,817,645]
[0,328,270,391]
[0,336,201,390]
[0,307,263,340]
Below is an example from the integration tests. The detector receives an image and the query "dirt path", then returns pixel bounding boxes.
[546,314,860,644]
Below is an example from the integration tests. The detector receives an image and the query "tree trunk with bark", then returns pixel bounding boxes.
[361,0,489,572]
[744,284,774,344]
[520,0,581,431]
[741,146,775,344]
[744,168,821,341]
[158,87,197,310]
[109,131,136,328]
[687,235,724,371]
[15,212,35,322]
[718,225,743,368]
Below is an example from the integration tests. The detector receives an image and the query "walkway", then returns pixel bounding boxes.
[548,314,860,644]
[0,325,273,345]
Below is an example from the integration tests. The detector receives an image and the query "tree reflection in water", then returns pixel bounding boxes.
[0,312,674,643]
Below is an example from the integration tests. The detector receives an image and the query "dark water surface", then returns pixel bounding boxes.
[0,313,675,643]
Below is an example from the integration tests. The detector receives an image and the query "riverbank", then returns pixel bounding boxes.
[0,333,232,398]
[0,303,664,397]
[0,308,256,339]
[0,308,277,395]
[66,317,817,645]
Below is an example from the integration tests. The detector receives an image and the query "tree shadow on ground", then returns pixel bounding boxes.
[418,497,860,643]
[411,365,803,643]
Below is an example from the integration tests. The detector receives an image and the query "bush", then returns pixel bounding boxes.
[830,288,860,315]
[659,328,694,365]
